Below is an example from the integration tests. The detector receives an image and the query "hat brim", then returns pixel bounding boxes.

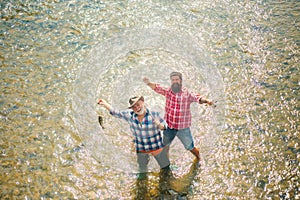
[128,96,144,108]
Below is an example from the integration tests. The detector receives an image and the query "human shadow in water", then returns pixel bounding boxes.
[132,160,200,200]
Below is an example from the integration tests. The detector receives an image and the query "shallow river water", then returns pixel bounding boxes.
[1,0,299,199]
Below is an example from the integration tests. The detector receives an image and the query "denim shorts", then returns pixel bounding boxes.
[163,127,194,150]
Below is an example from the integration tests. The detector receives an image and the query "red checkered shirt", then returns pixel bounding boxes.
[154,84,201,130]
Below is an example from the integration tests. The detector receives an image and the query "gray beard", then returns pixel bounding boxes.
[171,83,182,93]
[135,107,145,115]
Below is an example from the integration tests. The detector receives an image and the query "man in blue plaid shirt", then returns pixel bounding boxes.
[98,96,170,177]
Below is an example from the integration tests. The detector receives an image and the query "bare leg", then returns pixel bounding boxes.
[190,147,200,161]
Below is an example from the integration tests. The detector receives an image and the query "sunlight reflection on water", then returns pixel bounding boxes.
[73,28,225,173]
[0,0,299,199]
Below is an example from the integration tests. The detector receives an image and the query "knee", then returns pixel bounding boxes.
[186,142,195,151]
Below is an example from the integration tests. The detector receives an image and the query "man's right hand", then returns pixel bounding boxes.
[143,77,150,85]
[97,99,112,111]
[97,99,104,105]
[143,77,156,89]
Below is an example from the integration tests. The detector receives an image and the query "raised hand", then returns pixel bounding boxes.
[97,99,106,105]
[97,99,112,111]
[142,77,150,85]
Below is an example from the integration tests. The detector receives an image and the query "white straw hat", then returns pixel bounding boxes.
[128,96,144,108]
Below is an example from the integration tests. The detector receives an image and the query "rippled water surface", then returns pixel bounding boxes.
[1,0,299,199]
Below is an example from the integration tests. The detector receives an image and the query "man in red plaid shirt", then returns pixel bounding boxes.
[143,72,214,161]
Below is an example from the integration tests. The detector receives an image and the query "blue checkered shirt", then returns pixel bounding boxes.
[110,108,166,152]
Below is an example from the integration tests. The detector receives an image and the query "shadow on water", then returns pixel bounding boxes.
[132,160,200,200]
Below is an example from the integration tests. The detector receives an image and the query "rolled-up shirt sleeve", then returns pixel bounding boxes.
[153,84,168,96]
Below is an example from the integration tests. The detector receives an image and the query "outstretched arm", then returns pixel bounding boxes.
[97,99,112,111]
[143,77,156,90]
